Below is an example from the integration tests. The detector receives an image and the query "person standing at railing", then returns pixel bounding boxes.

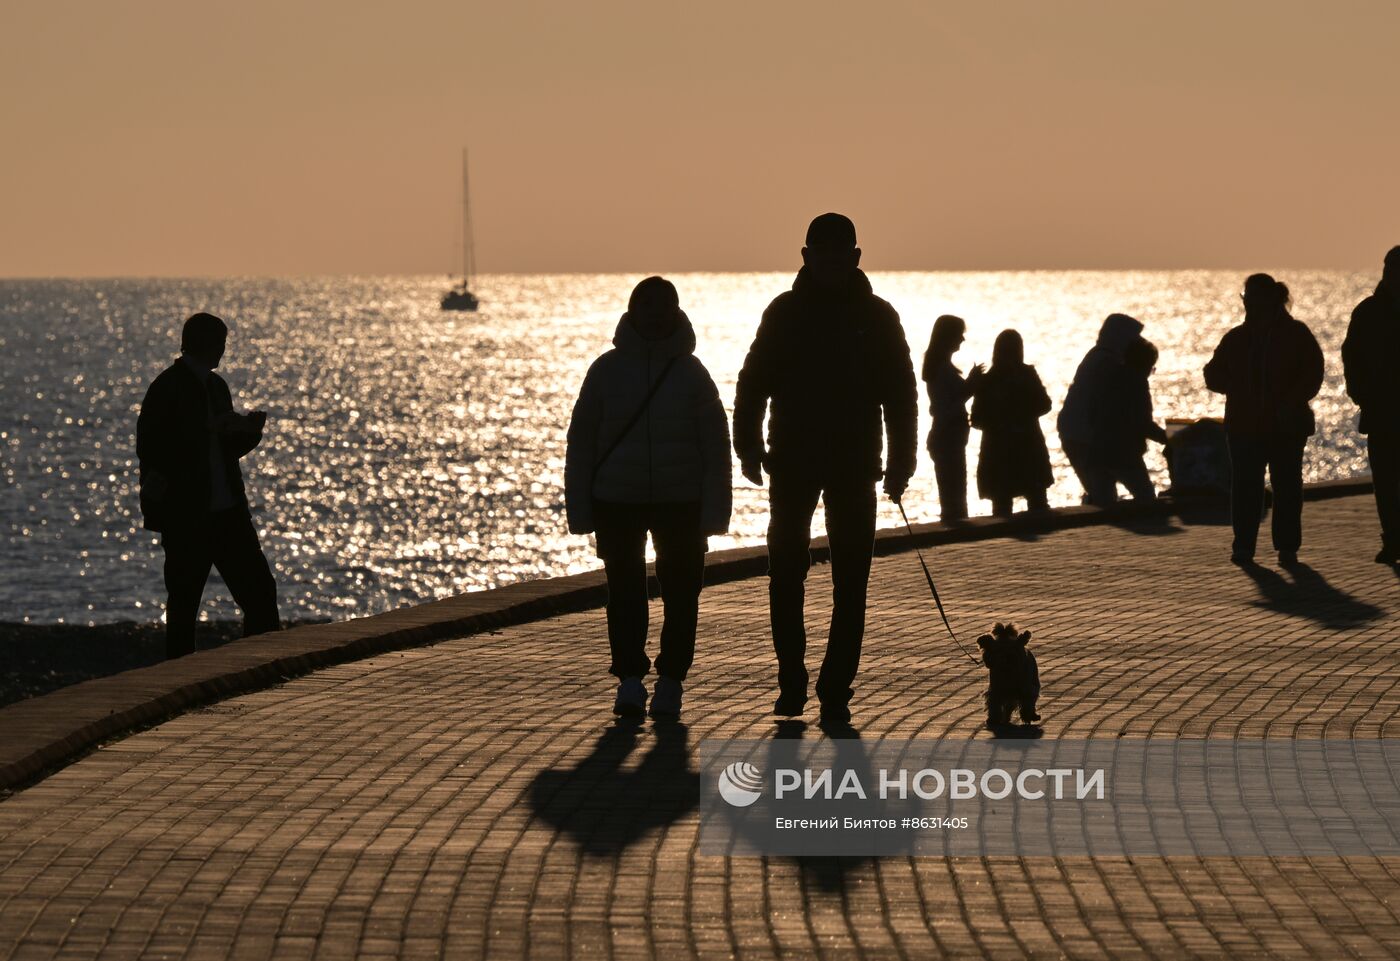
[969,329,1054,518]
[1342,245,1400,566]
[1204,274,1324,567]
[921,314,983,521]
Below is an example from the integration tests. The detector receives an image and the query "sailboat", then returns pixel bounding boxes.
[441,149,479,311]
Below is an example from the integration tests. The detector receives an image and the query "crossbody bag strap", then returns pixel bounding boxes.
[591,355,680,481]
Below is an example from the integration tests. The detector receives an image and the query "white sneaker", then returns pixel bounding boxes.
[613,677,647,717]
[649,676,683,720]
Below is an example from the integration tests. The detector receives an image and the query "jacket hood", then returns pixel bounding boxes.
[612,309,698,359]
[1096,313,1144,358]
[792,266,874,299]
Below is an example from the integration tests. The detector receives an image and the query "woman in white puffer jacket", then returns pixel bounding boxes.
[565,276,732,721]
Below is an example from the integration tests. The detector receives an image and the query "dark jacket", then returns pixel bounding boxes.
[923,358,973,449]
[1342,282,1400,435]
[733,267,917,483]
[564,311,732,536]
[136,360,262,532]
[1100,365,1167,459]
[1057,313,1144,447]
[1203,314,1324,439]
[970,364,1054,499]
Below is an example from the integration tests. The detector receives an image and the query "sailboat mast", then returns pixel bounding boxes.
[462,148,476,287]
[440,147,480,310]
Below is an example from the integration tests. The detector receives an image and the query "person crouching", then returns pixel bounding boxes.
[565,277,732,721]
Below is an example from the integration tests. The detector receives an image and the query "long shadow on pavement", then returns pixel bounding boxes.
[526,719,697,856]
[1239,561,1385,630]
[1167,497,1232,528]
[1106,513,1185,537]
[768,719,918,895]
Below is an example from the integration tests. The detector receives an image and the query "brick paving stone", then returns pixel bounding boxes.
[1,494,1398,959]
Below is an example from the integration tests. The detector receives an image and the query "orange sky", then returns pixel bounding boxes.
[2,0,1396,276]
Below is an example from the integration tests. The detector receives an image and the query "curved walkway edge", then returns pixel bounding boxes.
[0,475,1373,791]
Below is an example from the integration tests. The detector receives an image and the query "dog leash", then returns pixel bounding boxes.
[895,500,982,665]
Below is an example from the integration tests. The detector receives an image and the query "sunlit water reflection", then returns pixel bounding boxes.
[0,272,1373,625]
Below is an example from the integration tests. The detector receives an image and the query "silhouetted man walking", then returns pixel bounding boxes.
[733,213,917,726]
[1343,245,1400,564]
[137,312,280,658]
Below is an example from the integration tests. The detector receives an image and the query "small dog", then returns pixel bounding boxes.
[977,622,1041,727]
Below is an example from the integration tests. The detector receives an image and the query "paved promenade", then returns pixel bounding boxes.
[1,493,1397,960]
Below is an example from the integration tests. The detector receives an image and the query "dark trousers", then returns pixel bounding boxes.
[1367,429,1400,552]
[1112,456,1157,502]
[594,500,706,683]
[1065,440,1156,505]
[767,473,877,708]
[1227,434,1305,557]
[161,508,280,659]
[1063,440,1117,506]
[990,490,1049,517]
[929,434,969,520]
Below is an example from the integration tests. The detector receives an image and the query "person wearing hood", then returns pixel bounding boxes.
[969,329,1054,516]
[1058,313,1150,506]
[1204,273,1324,567]
[733,213,918,727]
[1342,245,1400,565]
[565,276,732,721]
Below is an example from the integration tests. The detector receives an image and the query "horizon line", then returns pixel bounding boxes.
[0,265,1379,283]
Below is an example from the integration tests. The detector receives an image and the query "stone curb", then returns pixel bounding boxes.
[0,475,1374,791]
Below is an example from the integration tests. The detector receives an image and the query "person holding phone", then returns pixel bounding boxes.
[137,311,280,658]
[921,314,983,520]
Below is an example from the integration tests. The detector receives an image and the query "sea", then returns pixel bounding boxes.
[0,271,1375,626]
